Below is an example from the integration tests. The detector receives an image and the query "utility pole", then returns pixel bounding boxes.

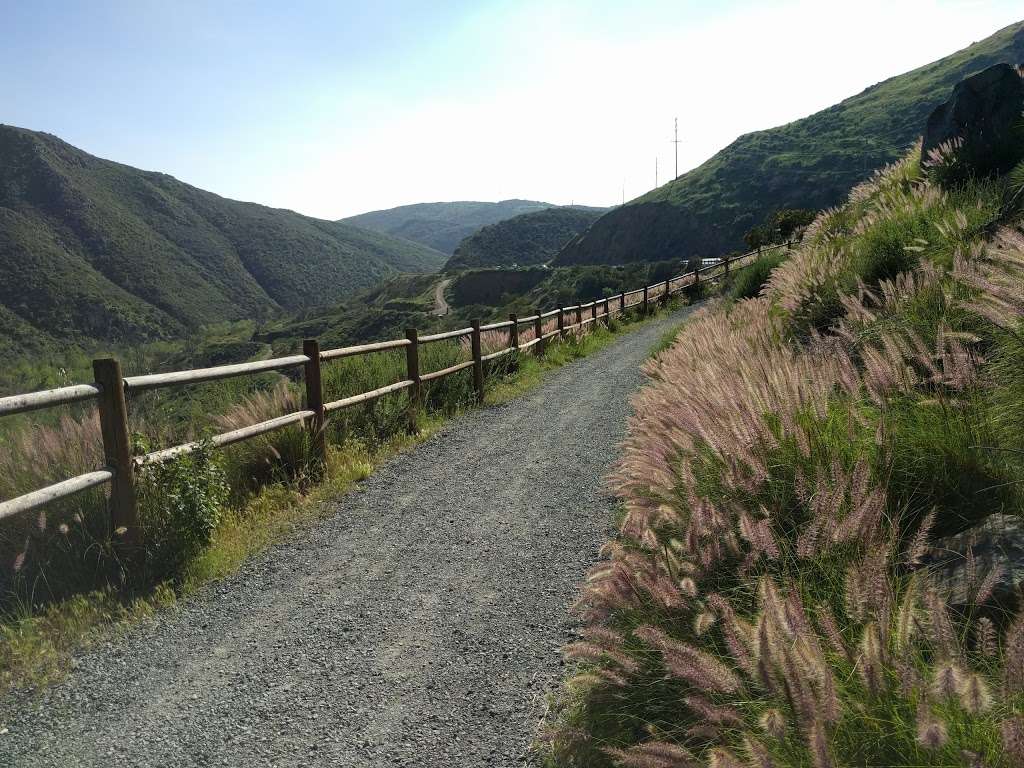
[673,117,680,179]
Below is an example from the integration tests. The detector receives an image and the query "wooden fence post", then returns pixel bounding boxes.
[471,319,484,404]
[619,292,626,316]
[535,310,546,357]
[404,329,421,433]
[590,301,597,330]
[557,307,566,340]
[603,297,610,327]
[509,313,519,351]
[642,285,649,316]
[302,339,327,465]
[93,358,138,546]
[723,255,730,277]
[662,278,671,306]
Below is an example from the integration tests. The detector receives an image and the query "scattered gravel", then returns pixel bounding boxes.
[1,308,692,767]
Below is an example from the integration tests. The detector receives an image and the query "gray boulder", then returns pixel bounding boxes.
[927,513,1024,610]
[921,63,1024,179]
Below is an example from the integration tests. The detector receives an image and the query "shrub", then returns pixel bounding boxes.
[136,440,229,581]
[727,250,788,301]
[743,208,816,249]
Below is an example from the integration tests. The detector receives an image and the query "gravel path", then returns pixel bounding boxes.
[2,308,690,768]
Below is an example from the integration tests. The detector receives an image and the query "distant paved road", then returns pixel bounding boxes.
[2,307,692,768]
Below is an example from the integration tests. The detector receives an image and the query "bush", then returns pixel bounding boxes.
[136,440,229,581]
[743,208,816,249]
[727,250,788,301]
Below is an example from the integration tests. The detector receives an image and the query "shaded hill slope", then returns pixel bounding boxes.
[341,199,555,254]
[444,206,607,271]
[0,125,446,356]
[556,19,1024,265]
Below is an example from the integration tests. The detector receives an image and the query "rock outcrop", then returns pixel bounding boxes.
[927,513,1024,611]
[921,63,1024,178]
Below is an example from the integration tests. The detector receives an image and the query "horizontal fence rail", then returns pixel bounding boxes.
[123,354,311,392]
[0,384,100,418]
[0,243,788,533]
[320,338,410,361]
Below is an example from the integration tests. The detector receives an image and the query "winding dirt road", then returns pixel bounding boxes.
[432,278,451,316]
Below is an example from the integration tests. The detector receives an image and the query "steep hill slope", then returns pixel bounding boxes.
[342,199,555,254]
[444,206,607,271]
[556,19,1024,265]
[0,125,447,356]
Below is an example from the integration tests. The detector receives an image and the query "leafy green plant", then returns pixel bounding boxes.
[743,208,815,249]
[136,439,230,581]
[727,250,788,301]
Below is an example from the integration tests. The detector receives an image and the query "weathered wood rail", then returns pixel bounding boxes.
[0,245,786,535]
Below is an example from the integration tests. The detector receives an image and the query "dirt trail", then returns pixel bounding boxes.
[432,278,451,316]
[3,308,693,768]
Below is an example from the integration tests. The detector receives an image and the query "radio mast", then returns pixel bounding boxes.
[673,117,680,179]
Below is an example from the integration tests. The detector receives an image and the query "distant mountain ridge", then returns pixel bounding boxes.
[341,199,555,255]
[556,20,1024,266]
[445,206,608,271]
[0,125,447,359]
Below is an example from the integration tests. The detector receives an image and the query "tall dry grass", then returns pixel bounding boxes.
[546,150,1024,767]
[0,410,121,603]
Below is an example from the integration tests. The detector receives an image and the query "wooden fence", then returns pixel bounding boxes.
[0,244,785,538]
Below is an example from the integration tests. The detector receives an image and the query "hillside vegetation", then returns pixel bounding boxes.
[449,261,685,312]
[252,258,690,362]
[545,138,1024,765]
[0,125,446,359]
[555,19,1024,266]
[341,199,555,254]
[445,206,607,271]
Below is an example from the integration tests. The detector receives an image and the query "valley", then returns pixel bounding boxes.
[4,11,1024,767]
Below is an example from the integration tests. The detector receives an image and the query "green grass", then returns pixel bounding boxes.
[648,316,691,358]
[0,585,176,692]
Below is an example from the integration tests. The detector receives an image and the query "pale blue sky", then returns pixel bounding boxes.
[2,1,1022,217]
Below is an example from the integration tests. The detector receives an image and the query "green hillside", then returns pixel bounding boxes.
[342,199,555,254]
[444,206,607,271]
[0,125,447,356]
[256,259,683,360]
[556,19,1024,265]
